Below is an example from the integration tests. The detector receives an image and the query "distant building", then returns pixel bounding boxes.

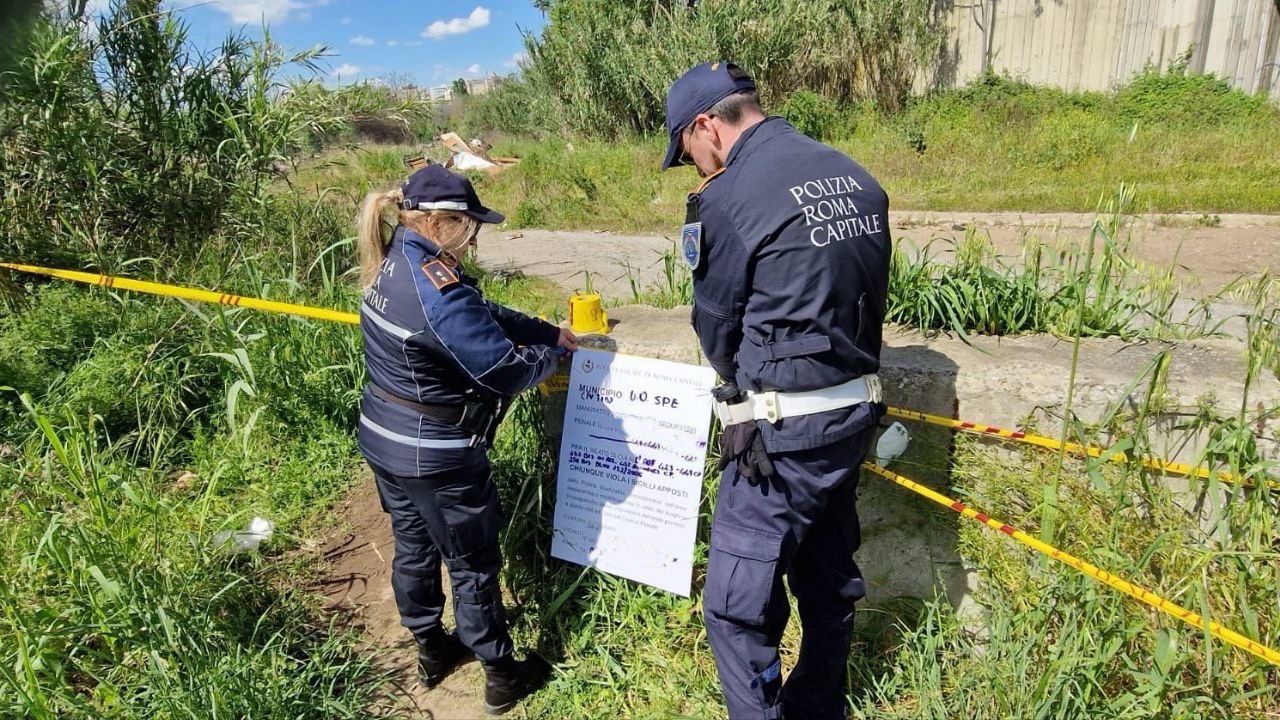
[464,74,506,96]
[387,74,512,105]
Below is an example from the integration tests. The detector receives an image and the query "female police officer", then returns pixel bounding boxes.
[355,164,576,715]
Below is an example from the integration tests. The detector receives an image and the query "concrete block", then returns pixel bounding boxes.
[536,305,1280,615]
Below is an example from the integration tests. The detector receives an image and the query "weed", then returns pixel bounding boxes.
[462,73,1280,224]
[780,90,842,140]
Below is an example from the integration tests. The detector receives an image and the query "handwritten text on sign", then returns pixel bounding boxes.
[550,349,715,595]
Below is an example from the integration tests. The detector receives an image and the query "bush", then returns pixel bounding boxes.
[1117,65,1273,127]
[0,5,427,271]
[779,89,841,139]
[282,81,436,150]
[460,77,558,139]
[494,0,944,138]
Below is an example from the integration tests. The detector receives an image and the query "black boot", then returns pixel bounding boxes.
[482,651,552,715]
[417,628,471,689]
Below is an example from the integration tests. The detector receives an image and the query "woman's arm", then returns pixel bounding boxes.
[485,301,561,347]
[417,286,562,396]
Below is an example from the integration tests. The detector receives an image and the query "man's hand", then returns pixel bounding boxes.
[557,327,579,352]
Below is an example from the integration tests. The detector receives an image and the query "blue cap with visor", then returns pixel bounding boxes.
[661,62,757,171]
[401,164,505,224]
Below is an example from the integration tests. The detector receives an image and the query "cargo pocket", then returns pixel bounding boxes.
[704,521,784,625]
[438,483,502,570]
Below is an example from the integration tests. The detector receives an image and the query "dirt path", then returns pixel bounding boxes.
[317,472,491,720]
[476,211,1280,300]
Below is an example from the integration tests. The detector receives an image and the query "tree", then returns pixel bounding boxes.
[380,71,416,92]
[451,77,469,96]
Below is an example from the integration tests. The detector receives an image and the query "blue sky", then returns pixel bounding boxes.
[141,1,549,87]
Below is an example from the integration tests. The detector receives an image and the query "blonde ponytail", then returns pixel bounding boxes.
[358,188,403,289]
[358,187,482,288]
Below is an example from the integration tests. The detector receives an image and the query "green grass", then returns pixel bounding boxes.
[0,275,379,717]
[463,125,1280,237]
[284,74,1280,236]
[447,73,1280,232]
[847,434,1279,719]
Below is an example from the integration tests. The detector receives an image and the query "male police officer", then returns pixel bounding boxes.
[662,63,891,719]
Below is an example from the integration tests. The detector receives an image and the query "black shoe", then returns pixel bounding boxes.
[417,629,471,689]
[482,651,552,715]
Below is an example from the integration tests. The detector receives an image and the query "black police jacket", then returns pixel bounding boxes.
[688,117,891,452]
[358,225,561,454]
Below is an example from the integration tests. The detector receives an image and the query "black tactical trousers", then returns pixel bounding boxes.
[369,447,513,662]
[703,424,876,720]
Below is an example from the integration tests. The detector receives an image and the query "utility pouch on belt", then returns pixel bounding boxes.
[457,391,508,447]
[713,383,775,486]
[371,383,507,447]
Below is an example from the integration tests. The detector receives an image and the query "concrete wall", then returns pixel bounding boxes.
[937,0,1280,98]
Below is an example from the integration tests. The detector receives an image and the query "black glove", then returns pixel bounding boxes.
[718,421,775,486]
[712,382,744,404]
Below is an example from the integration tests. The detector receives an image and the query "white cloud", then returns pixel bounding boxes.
[339,16,351,24]
[350,34,375,46]
[386,40,399,47]
[421,6,490,39]
[331,63,361,78]
[466,64,482,76]
[206,0,306,24]
[503,51,528,69]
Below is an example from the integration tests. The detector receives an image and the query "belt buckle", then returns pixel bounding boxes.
[864,374,882,403]
[713,400,732,425]
[715,399,754,426]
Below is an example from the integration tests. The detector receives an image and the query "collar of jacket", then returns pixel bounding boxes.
[722,115,789,169]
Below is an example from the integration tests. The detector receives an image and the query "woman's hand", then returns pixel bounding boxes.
[557,327,579,353]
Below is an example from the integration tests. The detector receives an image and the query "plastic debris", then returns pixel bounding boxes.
[875,422,911,466]
[213,516,275,552]
[437,131,519,175]
[450,150,496,171]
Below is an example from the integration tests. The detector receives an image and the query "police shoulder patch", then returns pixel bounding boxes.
[421,260,459,290]
[681,222,702,269]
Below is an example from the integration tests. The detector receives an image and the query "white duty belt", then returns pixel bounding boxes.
[714,374,882,426]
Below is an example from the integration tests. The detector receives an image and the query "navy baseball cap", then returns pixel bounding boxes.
[401,164,504,224]
[661,61,757,171]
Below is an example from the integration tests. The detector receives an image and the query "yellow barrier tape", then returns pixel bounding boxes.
[8,261,1279,664]
[883,406,1264,489]
[863,462,1280,667]
[3,262,1262,490]
[0,262,360,326]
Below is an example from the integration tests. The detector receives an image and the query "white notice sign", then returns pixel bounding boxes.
[550,349,716,595]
